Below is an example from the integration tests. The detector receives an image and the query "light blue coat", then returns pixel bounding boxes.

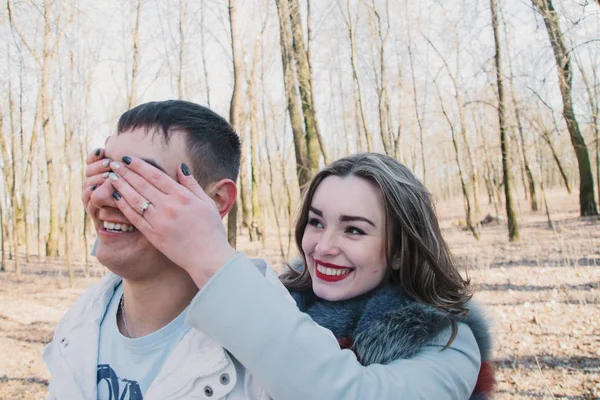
[186,253,481,400]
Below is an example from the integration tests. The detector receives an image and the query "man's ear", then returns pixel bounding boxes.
[208,178,237,219]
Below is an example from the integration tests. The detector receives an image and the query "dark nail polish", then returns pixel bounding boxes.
[181,163,191,176]
[122,156,132,165]
[91,184,98,191]
[112,192,122,200]
[95,148,101,156]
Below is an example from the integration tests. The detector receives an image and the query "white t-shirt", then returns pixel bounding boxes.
[97,284,190,400]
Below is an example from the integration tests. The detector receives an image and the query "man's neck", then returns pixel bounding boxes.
[118,267,198,338]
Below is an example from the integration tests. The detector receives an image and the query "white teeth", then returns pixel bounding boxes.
[317,264,351,276]
[101,220,135,232]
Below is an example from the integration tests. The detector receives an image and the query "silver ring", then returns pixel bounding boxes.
[140,200,151,216]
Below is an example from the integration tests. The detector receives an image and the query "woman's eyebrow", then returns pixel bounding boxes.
[340,215,376,227]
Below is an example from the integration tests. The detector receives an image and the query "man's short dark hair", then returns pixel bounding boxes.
[117,100,241,186]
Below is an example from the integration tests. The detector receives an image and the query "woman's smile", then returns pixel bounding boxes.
[314,259,354,282]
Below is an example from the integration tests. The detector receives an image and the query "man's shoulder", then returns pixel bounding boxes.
[58,274,121,325]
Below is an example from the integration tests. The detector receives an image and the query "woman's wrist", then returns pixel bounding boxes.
[186,246,239,289]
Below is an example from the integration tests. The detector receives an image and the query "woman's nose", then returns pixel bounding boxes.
[314,229,341,256]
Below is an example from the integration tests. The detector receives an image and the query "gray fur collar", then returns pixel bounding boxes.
[290,285,492,366]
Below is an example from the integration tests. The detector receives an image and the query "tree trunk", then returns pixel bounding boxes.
[500,4,538,211]
[41,0,61,256]
[531,0,598,216]
[247,39,264,243]
[275,0,310,189]
[491,0,519,241]
[0,108,20,274]
[288,0,328,167]
[573,53,600,211]
[200,0,211,107]
[128,0,142,108]
[177,0,185,99]
[227,0,243,248]
[435,83,479,240]
[343,0,373,152]
[406,23,426,184]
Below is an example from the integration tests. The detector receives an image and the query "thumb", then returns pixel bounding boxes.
[177,162,210,200]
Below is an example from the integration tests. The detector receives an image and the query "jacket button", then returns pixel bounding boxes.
[204,385,213,397]
[220,373,230,385]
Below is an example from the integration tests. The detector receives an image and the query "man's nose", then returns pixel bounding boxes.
[314,229,341,256]
[90,178,117,210]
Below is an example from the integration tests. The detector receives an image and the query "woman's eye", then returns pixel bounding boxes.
[308,218,324,228]
[346,226,365,235]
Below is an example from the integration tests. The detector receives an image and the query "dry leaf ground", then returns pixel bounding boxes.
[0,190,598,399]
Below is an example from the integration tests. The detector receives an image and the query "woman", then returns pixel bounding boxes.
[86,150,494,399]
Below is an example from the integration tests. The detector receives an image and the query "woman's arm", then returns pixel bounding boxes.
[187,253,481,400]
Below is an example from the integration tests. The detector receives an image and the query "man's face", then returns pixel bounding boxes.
[89,127,192,279]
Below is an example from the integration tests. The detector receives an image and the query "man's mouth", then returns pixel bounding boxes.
[314,260,354,282]
[101,220,135,233]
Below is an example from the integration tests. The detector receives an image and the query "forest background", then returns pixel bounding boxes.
[0,0,599,398]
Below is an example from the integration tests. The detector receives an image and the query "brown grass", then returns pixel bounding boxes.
[0,190,598,399]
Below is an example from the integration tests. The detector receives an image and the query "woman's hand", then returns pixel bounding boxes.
[82,148,112,214]
[105,156,237,288]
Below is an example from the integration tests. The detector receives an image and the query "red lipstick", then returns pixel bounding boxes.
[314,259,354,283]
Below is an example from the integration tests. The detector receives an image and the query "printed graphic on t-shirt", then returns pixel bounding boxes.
[97,364,143,400]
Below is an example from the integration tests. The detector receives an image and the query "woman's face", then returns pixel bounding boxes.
[302,175,388,301]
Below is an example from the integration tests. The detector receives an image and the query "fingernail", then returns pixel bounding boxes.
[91,184,98,191]
[122,156,132,165]
[110,161,121,170]
[102,172,110,179]
[102,159,110,168]
[109,172,119,182]
[181,163,191,176]
[95,148,101,156]
[112,191,121,200]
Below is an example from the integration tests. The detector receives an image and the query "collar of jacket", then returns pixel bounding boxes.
[43,273,238,400]
[290,284,493,365]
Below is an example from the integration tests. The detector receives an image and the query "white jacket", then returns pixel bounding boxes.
[43,258,285,400]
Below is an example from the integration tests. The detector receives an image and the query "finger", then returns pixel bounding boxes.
[86,148,104,164]
[111,191,153,233]
[107,172,158,219]
[83,174,109,191]
[177,162,211,201]
[116,156,180,195]
[108,159,165,203]
[85,158,112,178]
[82,173,110,208]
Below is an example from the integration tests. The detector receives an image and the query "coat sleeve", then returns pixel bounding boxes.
[187,253,481,400]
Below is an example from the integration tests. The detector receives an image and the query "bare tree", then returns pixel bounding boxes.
[339,0,373,152]
[491,0,519,241]
[573,52,600,210]
[227,0,243,248]
[288,0,328,166]
[275,0,310,188]
[127,0,142,108]
[177,0,185,99]
[500,3,538,211]
[531,0,598,216]
[435,81,479,240]
[200,0,211,107]
[41,0,63,256]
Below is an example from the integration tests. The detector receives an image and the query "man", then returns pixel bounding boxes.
[43,100,281,399]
